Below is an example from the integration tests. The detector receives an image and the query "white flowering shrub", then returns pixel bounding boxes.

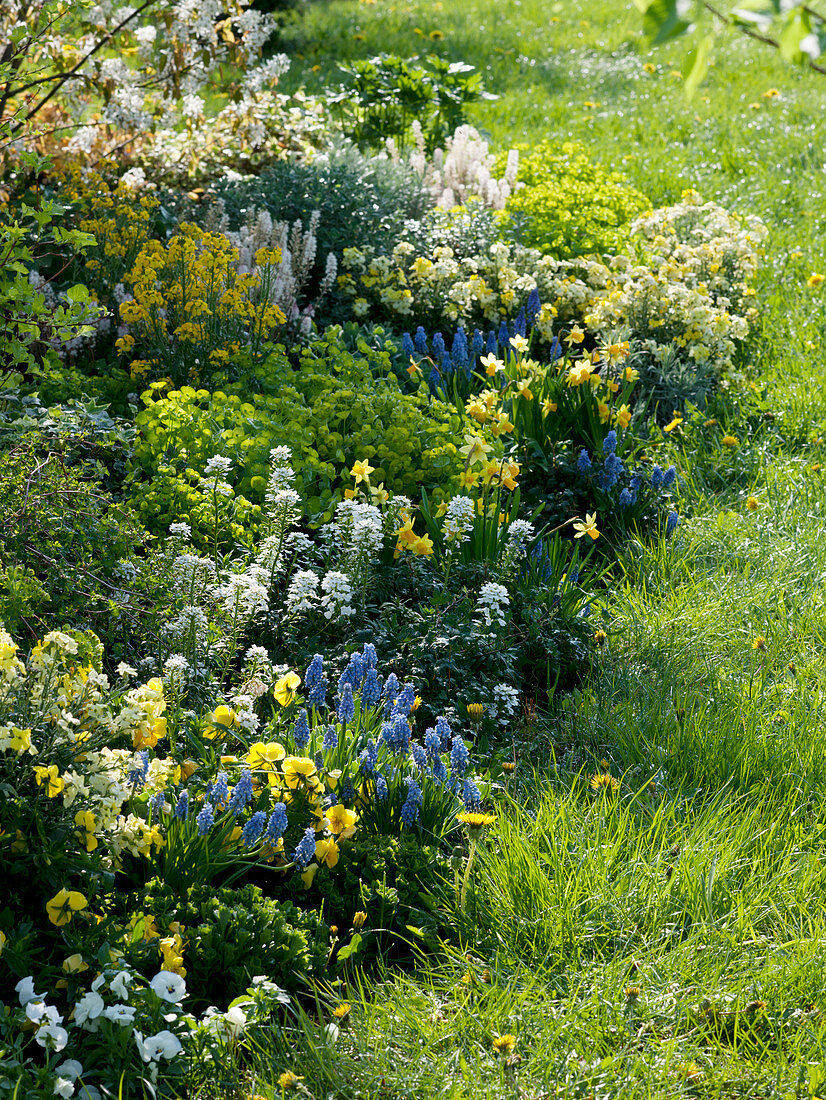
[402,123,520,211]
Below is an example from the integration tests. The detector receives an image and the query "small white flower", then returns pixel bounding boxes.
[35,1022,69,1051]
[141,1029,183,1061]
[16,976,44,1006]
[203,454,233,477]
[150,970,187,1003]
[110,970,132,999]
[116,661,137,679]
[74,991,105,1026]
[53,1077,74,1099]
[169,522,192,539]
[103,1003,137,1026]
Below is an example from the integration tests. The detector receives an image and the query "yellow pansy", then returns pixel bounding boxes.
[326,804,358,838]
[247,742,286,769]
[274,673,301,707]
[315,837,340,868]
[46,888,88,927]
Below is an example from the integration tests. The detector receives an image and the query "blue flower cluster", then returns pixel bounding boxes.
[576,432,680,534]
[402,290,560,396]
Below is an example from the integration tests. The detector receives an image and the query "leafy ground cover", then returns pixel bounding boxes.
[3,0,826,1096]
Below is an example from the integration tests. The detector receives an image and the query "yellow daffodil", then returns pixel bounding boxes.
[567,362,593,386]
[350,458,375,484]
[459,433,491,467]
[573,513,600,540]
[664,411,683,432]
[509,334,529,354]
[46,888,88,927]
[624,365,639,382]
[515,379,533,401]
[411,534,434,556]
[808,273,824,288]
[542,398,558,417]
[615,404,632,430]
[480,353,504,376]
[273,672,301,707]
[567,325,585,343]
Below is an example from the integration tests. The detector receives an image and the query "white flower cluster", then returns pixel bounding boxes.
[492,682,521,720]
[405,123,520,211]
[443,495,475,544]
[285,569,320,616]
[320,570,355,621]
[506,519,534,550]
[475,582,510,632]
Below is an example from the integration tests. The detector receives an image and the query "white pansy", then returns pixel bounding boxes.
[150,970,187,1003]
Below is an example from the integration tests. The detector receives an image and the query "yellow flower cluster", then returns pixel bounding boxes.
[119,223,286,382]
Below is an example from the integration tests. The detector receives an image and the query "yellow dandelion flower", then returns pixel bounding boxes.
[493,1034,516,1054]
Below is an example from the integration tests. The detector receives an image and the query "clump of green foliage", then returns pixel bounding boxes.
[0,436,146,637]
[129,332,465,532]
[501,141,651,258]
[125,880,330,1011]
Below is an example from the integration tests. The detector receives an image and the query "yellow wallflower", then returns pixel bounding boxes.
[34,764,64,798]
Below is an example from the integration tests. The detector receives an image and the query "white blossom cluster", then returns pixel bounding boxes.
[403,123,520,211]
[474,582,510,632]
[442,495,475,544]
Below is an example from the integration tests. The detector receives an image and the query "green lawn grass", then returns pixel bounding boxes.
[219,3,826,1097]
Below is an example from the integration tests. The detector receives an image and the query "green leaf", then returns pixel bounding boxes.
[778,7,814,62]
[337,932,362,961]
[65,284,90,304]
[643,0,692,44]
[683,34,714,97]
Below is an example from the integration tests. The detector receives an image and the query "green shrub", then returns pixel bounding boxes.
[126,880,330,1011]
[0,437,147,636]
[129,332,464,532]
[500,141,651,259]
[188,142,428,293]
[287,835,451,957]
